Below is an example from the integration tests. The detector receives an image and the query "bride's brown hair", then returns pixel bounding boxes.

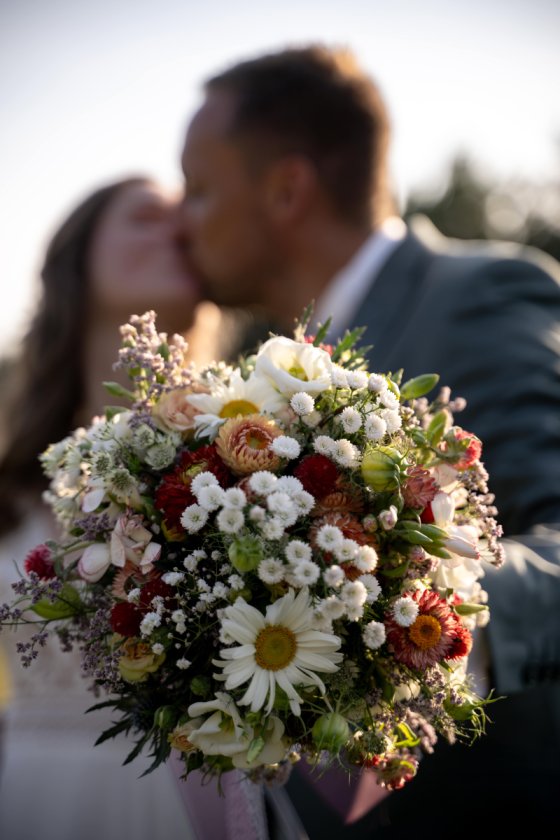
[0,177,148,537]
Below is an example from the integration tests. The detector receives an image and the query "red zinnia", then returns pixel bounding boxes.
[110,602,143,637]
[24,544,56,579]
[293,454,340,499]
[385,589,465,670]
[155,444,232,532]
[447,622,473,660]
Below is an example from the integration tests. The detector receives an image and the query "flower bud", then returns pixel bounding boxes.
[154,705,177,730]
[228,536,263,572]
[361,446,403,492]
[378,505,398,531]
[312,712,351,752]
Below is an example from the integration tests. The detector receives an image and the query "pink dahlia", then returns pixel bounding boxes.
[385,589,467,670]
[445,428,482,470]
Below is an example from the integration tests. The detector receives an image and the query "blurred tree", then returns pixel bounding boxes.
[404,147,560,261]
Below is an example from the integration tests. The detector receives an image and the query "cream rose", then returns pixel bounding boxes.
[254,337,332,398]
[118,638,165,683]
[153,385,209,434]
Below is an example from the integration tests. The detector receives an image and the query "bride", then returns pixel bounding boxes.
[0,176,226,840]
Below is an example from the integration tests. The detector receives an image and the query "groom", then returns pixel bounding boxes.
[180,45,560,834]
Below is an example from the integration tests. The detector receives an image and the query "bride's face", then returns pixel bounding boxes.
[89,181,200,330]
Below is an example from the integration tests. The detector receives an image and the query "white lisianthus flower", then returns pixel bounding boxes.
[271,436,301,460]
[248,471,278,495]
[364,415,387,441]
[362,621,386,650]
[290,392,315,416]
[360,574,382,603]
[254,336,333,398]
[313,436,336,457]
[187,370,284,437]
[187,693,286,769]
[258,557,286,585]
[213,588,342,715]
[393,596,419,627]
[216,508,245,534]
[180,504,209,533]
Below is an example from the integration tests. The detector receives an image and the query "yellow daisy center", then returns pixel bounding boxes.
[408,615,442,649]
[254,625,297,671]
[219,399,259,419]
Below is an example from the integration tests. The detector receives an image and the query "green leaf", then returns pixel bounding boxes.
[331,326,367,362]
[104,405,127,421]
[400,374,440,401]
[102,381,137,401]
[246,737,265,764]
[379,560,410,578]
[454,603,488,616]
[31,583,83,620]
[426,410,449,446]
[94,719,131,746]
[397,529,434,547]
[424,544,453,560]
[313,317,333,346]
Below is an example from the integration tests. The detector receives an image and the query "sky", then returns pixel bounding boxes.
[1,0,559,354]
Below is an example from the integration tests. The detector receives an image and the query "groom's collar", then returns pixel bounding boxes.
[312,216,407,341]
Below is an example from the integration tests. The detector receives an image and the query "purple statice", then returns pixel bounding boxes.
[74,512,112,541]
[80,602,123,691]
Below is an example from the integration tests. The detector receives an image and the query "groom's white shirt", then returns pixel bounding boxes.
[313,217,407,339]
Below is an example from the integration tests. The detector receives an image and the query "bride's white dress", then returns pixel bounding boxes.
[0,508,194,840]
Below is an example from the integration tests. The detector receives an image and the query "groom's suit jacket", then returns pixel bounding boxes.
[284,221,560,836]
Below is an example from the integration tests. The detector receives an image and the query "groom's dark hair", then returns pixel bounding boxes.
[206,45,394,227]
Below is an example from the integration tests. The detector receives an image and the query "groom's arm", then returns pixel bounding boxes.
[437,251,560,694]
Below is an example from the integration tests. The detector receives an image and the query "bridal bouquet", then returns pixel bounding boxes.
[0,309,504,791]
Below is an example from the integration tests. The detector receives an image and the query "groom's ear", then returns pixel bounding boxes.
[263,155,318,225]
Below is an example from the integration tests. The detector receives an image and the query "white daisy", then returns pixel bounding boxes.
[260,518,285,540]
[316,524,344,552]
[214,588,342,715]
[313,435,336,457]
[379,389,399,410]
[321,595,346,620]
[290,392,315,416]
[381,409,402,434]
[393,596,419,627]
[290,559,321,586]
[271,436,301,460]
[339,407,362,434]
[354,545,378,573]
[248,471,278,496]
[364,415,387,441]
[331,365,348,389]
[360,574,382,603]
[267,492,294,516]
[187,370,284,437]
[223,487,247,510]
[302,410,322,429]
[323,565,345,588]
[257,557,286,585]
[346,370,368,390]
[285,540,312,563]
[334,538,360,563]
[216,508,245,534]
[291,490,315,516]
[191,471,220,496]
[368,374,386,394]
[362,621,386,650]
[332,439,361,468]
[180,504,209,533]
[341,580,368,608]
[249,505,266,522]
[197,484,226,512]
[275,476,304,496]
